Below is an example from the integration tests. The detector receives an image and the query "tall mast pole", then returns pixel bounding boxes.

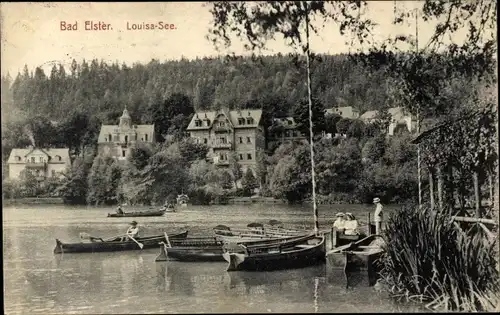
[305,2,319,235]
[415,7,422,209]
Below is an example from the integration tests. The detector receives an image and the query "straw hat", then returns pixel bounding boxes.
[336,212,345,217]
[373,197,381,203]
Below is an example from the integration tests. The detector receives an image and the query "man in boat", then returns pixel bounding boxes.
[116,205,124,214]
[332,212,346,231]
[120,221,140,241]
[373,197,383,235]
[343,213,359,235]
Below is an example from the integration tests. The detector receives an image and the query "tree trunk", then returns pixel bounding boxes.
[446,163,455,209]
[473,170,481,217]
[437,165,443,211]
[428,166,435,209]
[489,172,493,207]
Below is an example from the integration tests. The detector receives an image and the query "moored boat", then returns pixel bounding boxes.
[54,230,188,254]
[107,209,166,217]
[155,233,310,262]
[156,237,226,262]
[326,234,385,273]
[222,233,326,271]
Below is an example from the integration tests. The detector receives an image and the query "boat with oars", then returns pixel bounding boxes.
[155,231,311,262]
[54,230,188,254]
[107,208,167,217]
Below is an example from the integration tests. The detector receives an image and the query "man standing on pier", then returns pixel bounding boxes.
[373,197,383,235]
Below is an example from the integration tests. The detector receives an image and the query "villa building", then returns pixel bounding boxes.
[7,147,71,181]
[97,108,155,162]
[325,106,360,120]
[267,116,306,149]
[359,107,416,135]
[186,109,265,174]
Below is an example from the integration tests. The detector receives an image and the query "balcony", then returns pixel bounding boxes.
[214,159,230,166]
[213,125,232,133]
[25,162,47,169]
[212,141,233,149]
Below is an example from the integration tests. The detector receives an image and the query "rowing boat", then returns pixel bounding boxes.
[326,234,385,273]
[107,209,166,217]
[222,233,326,271]
[155,234,310,262]
[156,237,226,262]
[54,230,188,254]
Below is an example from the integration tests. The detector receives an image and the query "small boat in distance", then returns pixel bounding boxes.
[107,209,166,217]
[54,231,188,254]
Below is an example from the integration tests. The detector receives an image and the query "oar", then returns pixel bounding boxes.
[79,232,104,242]
[128,235,144,249]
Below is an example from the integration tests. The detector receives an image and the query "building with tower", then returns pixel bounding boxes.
[97,108,155,162]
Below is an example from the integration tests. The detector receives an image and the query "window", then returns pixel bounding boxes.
[125,135,128,143]
[15,156,21,162]
[246,137,251,143]
[247,153,252,160]
[51,170,56,177]
[246,117,254,124]
[109,134,112,141]
[31,157,35,163]
[122,150,126,157]
[220,137,226,144]
[288,120,292,125]
[238,118,245,125]
[195,120,202,127]
[134,134,138,141]
[219,121,225,127]
[204,138,208,144]
[239,137,243,144]
[145,134,148,141]
[39,157,44,162]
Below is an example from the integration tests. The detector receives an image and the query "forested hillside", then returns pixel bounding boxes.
[1,54,391,124]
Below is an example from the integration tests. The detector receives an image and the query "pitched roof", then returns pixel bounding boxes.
[98,124,155,143]
[187,109,262,131]
[7,148,71,164]
[360,110,379,120]
[272,116,299,129]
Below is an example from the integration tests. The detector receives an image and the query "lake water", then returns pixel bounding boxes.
[3,203,422,314]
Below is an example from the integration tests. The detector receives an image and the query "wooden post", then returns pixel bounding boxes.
[437,166,443,210]
[428,166,435,209]
[473,170,481,217]
[367,212,371,236]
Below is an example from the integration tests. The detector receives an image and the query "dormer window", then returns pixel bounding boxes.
[238,118,245,125]
[55,155,62,161]
[195,119,202,127]
[15,156,21,162]
[246,117,254,124]
[287,120,292,125]
[219,121,225,127]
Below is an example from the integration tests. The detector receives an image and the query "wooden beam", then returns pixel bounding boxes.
[452,216,497,225]
[478,223,495,241]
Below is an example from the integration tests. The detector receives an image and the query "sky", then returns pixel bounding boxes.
[0,1,476,76]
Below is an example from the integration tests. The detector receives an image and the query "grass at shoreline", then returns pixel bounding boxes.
[377,204,499,312]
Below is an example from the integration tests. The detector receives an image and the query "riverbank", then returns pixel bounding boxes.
[2,197,64,206]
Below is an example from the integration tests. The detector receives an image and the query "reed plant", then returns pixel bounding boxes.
[377,204,499,311]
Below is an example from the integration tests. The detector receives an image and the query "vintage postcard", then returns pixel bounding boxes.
[1,1,498,314]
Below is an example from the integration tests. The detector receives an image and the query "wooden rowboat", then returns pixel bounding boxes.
[156,237,226,262]
[155,234,310,262]
[222,233,326,272]
[54,231,188,254]
[107,209,166,217]
[326,234,385,274]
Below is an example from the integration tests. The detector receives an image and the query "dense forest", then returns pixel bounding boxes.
[1,54,392,124]
[0,53,480,205]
